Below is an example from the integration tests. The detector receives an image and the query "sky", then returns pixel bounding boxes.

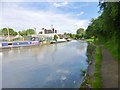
[0,0,100,34]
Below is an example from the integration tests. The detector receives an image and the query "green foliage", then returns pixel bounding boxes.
[63,28,85,40]
[64,33,76,39]
[85,38,94,42]
[105,34,119,62]
[18,29,36,36]
[26,29,36,35]
[9,28,18,36]
[18,30,27,36]
[76,28,85,39]
[76,28,84,34]
[54,35,58,41]
[75,34,81,39]
[85,2,120,61]
[12,37,21,41]
[0,29,2,35]
[0,28,36,37]
[1,28,8,35]
[86,2,120,40]
[63,28,86,40]
[1,28,17,36]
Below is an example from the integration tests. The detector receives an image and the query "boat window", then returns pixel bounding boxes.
[8,43,12,45]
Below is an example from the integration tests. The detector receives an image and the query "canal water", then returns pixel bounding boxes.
[2,40,88,88]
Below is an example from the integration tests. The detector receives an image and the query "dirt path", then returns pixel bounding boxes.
[101,47,118,88]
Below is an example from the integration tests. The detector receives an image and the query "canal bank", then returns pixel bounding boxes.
[80,42,119,88]
[80,42,96,88]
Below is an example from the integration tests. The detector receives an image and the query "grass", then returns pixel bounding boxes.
[97,34,119,62]
[105,39,119,62]
[85,38,94,42]
[92,46,102,88]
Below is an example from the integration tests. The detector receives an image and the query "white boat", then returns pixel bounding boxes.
[51,38,67,44]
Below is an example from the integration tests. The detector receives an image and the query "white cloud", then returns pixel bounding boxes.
[1,0,99,2]
[53,1,68,7]
[76,11,84,16]
[1,3,90,34]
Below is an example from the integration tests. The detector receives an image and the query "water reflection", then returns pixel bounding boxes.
[2,40,88,88]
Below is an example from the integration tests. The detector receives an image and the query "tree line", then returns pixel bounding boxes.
[64,28,86,40]
[86,1,120,43]
[0,28,36,36]
[85,1,120,60]
[64,1,120,60]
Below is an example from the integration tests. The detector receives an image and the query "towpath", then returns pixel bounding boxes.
[101,47,118,88]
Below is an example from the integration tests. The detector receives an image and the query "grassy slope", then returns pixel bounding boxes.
[105,39,119,62]
[83,35,118,88]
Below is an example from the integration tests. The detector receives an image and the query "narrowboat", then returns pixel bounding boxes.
[0,37,40,49]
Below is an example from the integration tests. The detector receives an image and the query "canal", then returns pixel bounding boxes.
[2,40,88,88]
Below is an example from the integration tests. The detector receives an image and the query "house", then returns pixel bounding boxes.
[39,28,57,34]
[38,26,58,41]
[57,34,68,39]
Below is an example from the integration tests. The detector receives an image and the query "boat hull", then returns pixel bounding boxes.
[0,41,40,49]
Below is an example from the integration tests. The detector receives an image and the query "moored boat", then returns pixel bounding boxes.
[66,38,72,41]
[0,41,40,49]
[51,38,67,44]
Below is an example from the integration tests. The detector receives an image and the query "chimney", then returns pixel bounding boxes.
[44,29,47,34]
[52,28,54,33]
[55,30,57,33]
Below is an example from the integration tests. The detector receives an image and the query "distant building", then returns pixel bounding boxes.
[38,25,58,41]
[38,26,68,42]
[39,27,57,34]
[57,34,67,39]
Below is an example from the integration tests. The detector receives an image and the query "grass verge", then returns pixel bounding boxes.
[85,38,94,42]
[105,39,119,62]
[92,46,102,88]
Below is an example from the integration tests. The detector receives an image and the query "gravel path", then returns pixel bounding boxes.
[101,47,118,88]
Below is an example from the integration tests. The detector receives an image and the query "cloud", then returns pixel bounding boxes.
[1,0,99,2]
[1,3,90,34]
[76,11,84,16]
[53,1,68,8]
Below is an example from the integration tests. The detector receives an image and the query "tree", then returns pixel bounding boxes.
[0,29,2,35]
[1,28,17,36]
[76,28,85,39]
[64,32,67,35]
[1,28,8,36]
[26,29,36,35]
[85,2,120,42]
[75,34,81,39]
[9,28,17,36]
[18,29,36,36]
[18,30,27,36]
[54,35,58,42]
[76,28,84,34]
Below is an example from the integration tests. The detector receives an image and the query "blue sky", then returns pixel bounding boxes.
[18,2,99,19]
[1,1,100,33]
